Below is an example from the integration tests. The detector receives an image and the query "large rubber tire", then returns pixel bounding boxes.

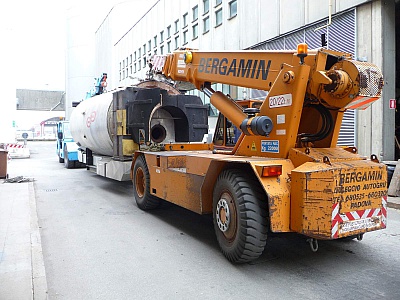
[213,169,268,263]
[133,155,160,210]
[64,148,75,169]
[59,156,64,163]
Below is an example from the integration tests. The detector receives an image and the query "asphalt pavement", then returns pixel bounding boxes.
[0,144,399,300]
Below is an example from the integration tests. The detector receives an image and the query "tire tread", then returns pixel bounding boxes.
[213,169,268,263]
[133,155,160,210]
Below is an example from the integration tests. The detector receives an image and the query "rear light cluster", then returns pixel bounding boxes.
[262,165,282,177]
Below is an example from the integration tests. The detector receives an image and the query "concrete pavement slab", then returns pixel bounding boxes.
[388,196,400,210]
[0,270,33,300]
[0,181,48,300]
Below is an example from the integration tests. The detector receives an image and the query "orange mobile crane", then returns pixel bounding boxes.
[130,44,386,263]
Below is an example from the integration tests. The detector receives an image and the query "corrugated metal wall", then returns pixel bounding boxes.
[249,9,356,146]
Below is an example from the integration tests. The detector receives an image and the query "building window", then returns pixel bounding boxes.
[229,0,237,19]
[160,30,164,43]
[130,65,132,74]
[160,45,164,55]
[183,13,188,28]
[192,23,198,39]
[123,69,125,79]
[203,0,209,14]
[167,25,171,38]
[203,16,210,33]
[148,40,151,51]
[119,62,122,71]
[175,19,179,33]
[167,41,171,53]
[175,36,179,49]
[154,35,157,47]
[192,5,198,21]
[134,63,137,73]
[130,54,132,64]
[126,57,128,66]
[143,57,146,68]
[138,59,141,71]
[215,8,222,27]
[215,0,222,6]
[126,68,128,78]
[143,44,146,54]
[138,48,141,57]
[183,30,188,45]
[119,72,121,81]
[134,51,137,61]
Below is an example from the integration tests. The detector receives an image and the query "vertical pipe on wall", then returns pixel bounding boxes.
[382,0,396,160]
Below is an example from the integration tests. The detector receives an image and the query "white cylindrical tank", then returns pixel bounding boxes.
[70,82,184,156]
[70,92,114,156]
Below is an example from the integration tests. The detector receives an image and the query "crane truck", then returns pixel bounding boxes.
[69,44,386,263]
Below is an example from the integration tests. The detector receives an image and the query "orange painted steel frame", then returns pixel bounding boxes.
[160,48,372,158]
[133,151,294,233]
[133,47,385,236]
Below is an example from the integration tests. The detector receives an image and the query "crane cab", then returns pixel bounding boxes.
[213,99,263,150]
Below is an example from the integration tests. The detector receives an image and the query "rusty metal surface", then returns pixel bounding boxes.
[145,152,204,213]
[248,159,295,232]
[291,159,387,239]
[135,80,181,95]
[142,150,293,216]
[165,143,212,151]
[288,147,365,168]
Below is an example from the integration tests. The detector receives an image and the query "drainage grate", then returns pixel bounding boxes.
[45,189,58,192]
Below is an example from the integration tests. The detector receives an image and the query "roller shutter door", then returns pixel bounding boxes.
[249,9,356,146]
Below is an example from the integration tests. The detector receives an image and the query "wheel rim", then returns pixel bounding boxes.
[135,167,145,198]
[215,192,237,241]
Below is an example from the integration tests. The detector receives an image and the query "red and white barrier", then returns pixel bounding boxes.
[6,143,25,149]
[6,143,30,159]
[331,196,387,239]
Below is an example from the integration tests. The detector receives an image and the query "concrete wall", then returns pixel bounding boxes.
[356,1,396,160]
[16,90,65,111]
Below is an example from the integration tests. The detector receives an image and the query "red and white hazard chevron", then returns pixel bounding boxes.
[331,196,387,239]
[6,143,25,149]
[345,96,380,110]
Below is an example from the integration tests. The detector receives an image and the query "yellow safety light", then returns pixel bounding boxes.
[184,51,193,64]
[297,43,308,55]
[261,165,282,177]
[297,43,308,64]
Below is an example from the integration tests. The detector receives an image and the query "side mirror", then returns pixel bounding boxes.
[58,132,63,140]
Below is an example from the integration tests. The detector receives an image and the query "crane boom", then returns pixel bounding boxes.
[152,45,383,156]
[153,45,383,109]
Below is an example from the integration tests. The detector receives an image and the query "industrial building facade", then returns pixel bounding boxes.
[67,0,399,160]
